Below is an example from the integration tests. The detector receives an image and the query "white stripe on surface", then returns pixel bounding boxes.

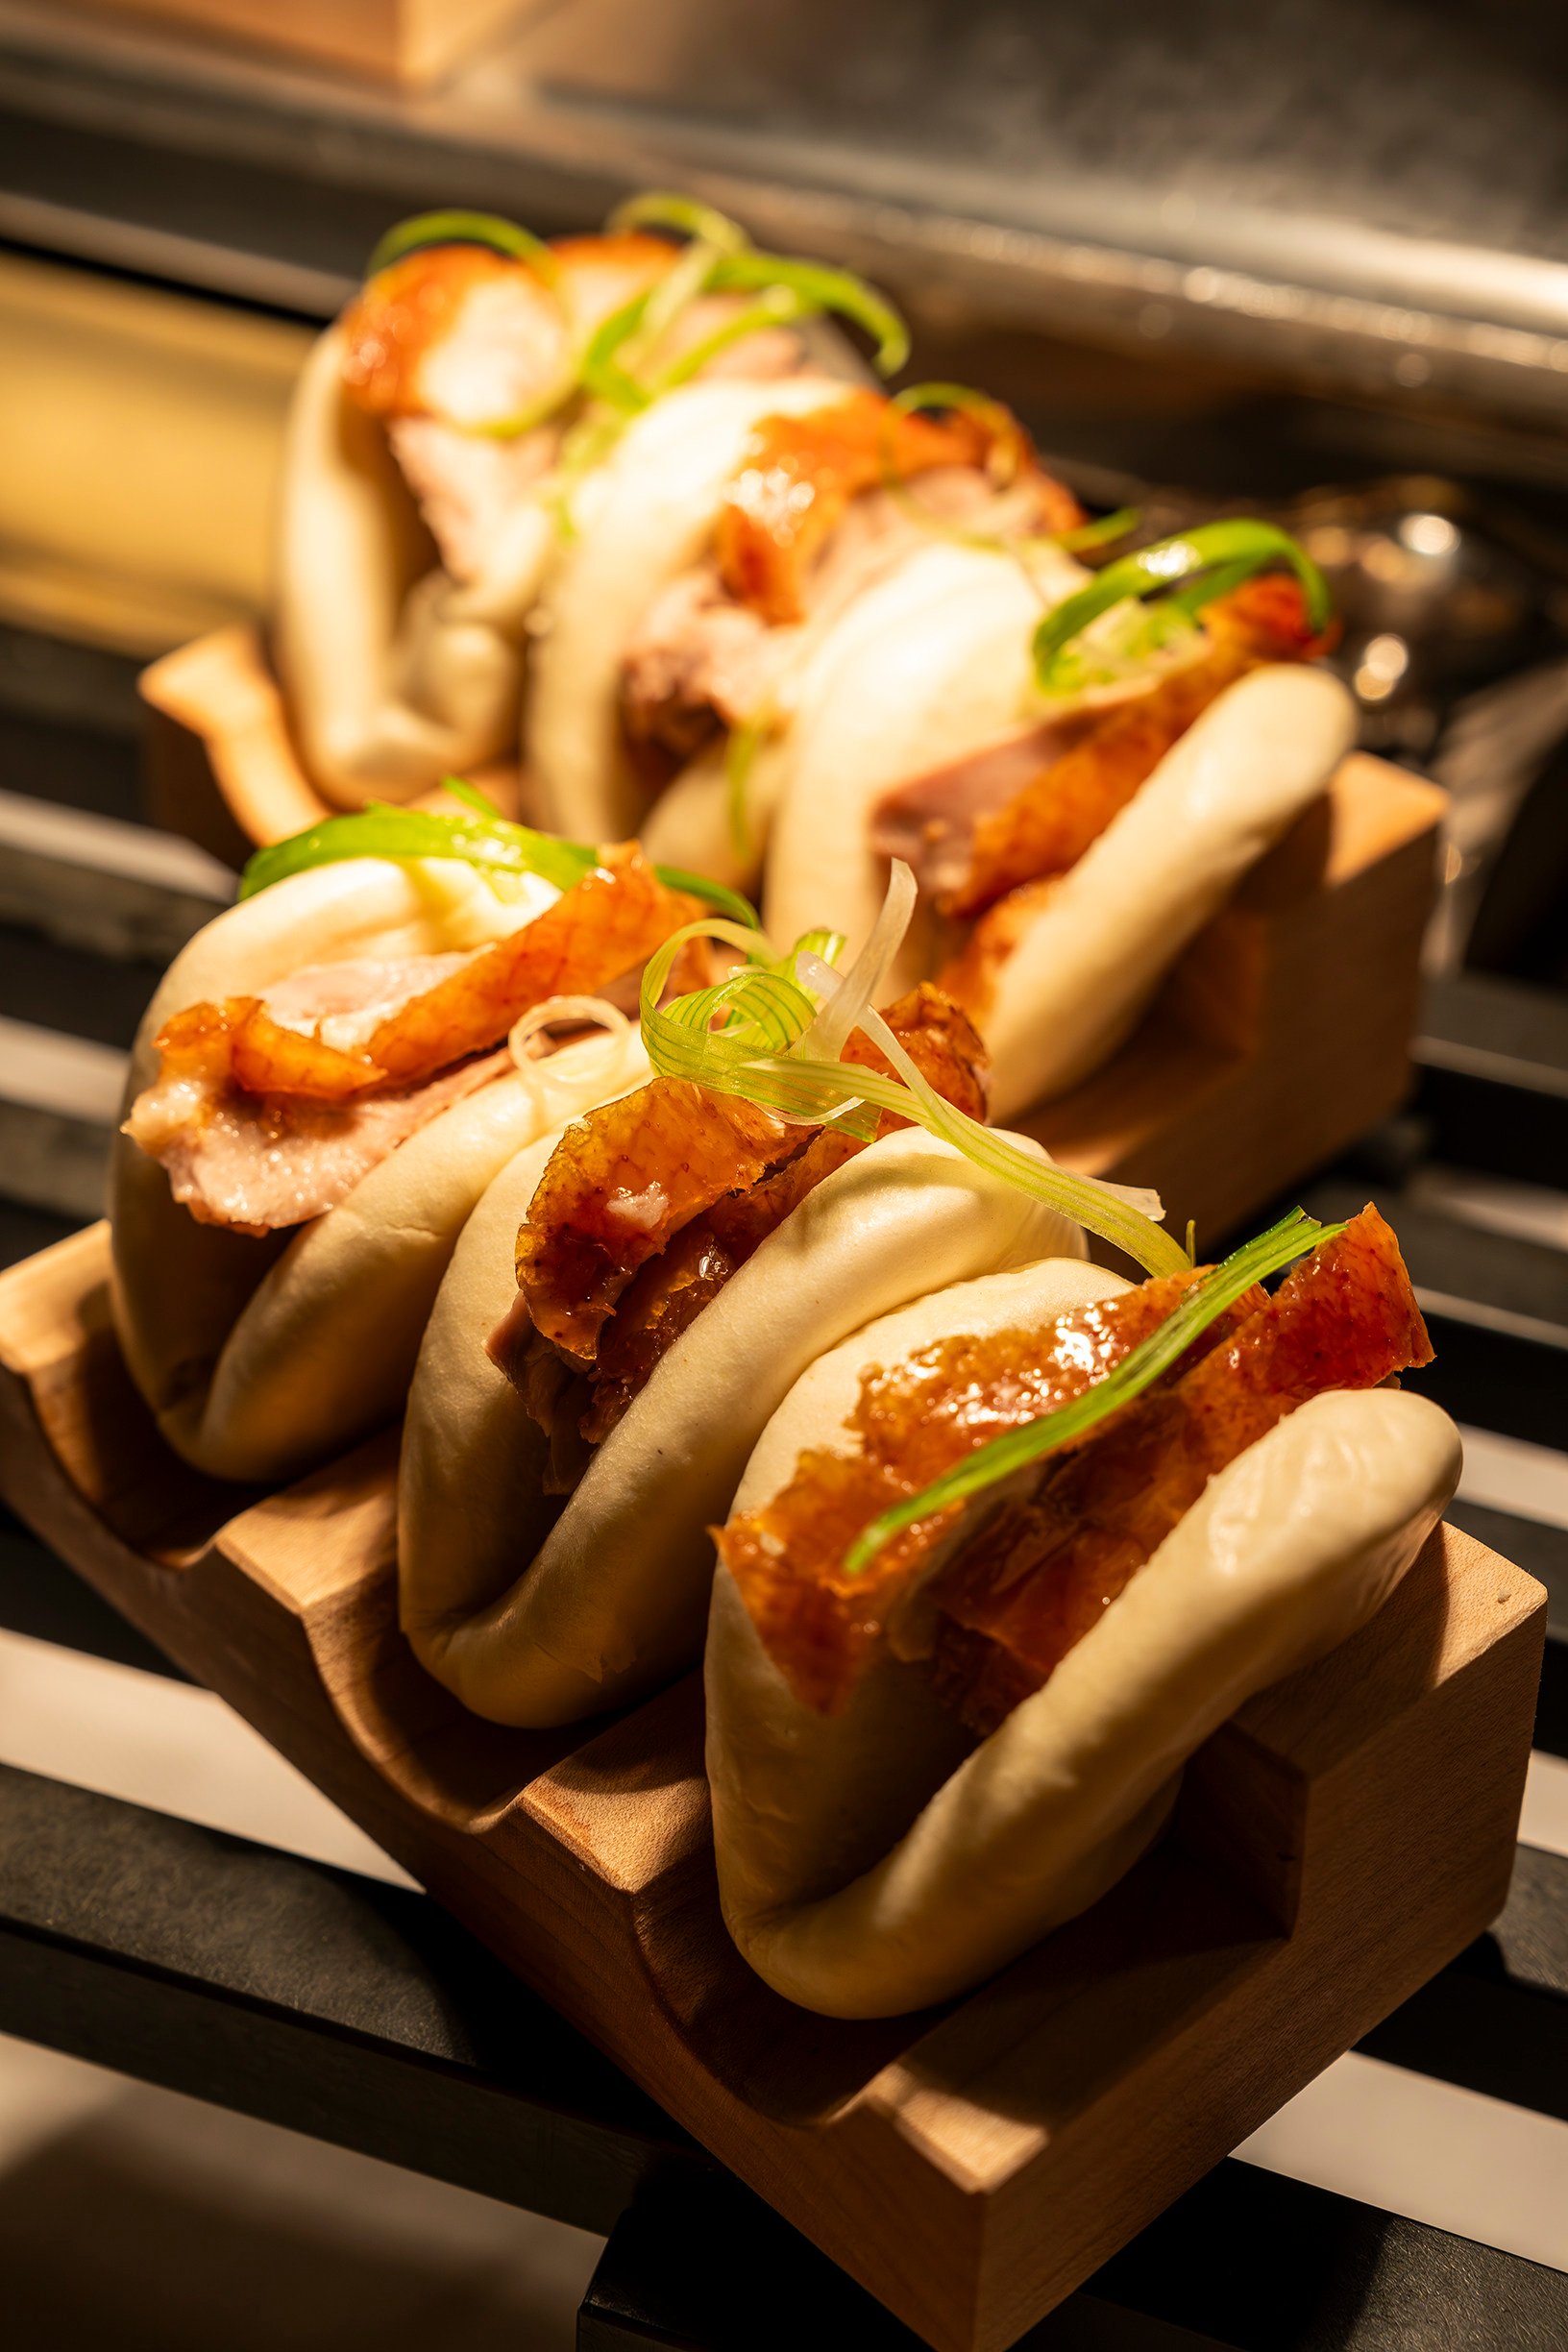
[0,788,233,898]
[0,1015,126,1124]
[1409,1164,1568,1255]
[1237,2049,1568,2272]
[3,1625,1565,2272]
[0,1626,412,1888]
[1522,1751,1568,1859]
[1458,1423,1568,1531]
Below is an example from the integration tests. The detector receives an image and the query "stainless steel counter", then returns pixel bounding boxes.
[4,0,1568,420]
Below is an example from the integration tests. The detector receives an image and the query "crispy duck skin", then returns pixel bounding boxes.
[509,984,990,1387]
[339,235,677,421]
[577,983,988,1443]
[144,849,689,1110]
[126,849,691,1236]
[717,1268,1229,1715]
[928,1207,1432,1734]
[719,1206,1428,1720]
[713,393,1083,627]
[885,576,1329,925]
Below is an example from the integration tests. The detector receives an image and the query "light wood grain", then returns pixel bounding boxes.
[140,626,525,858]
[139,625,1446,1247]
[0,1226,1543,2352]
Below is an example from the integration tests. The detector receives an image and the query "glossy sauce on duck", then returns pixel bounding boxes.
[878,576,1331,930]
[721,1208,1431,1723]
[714,393,1006,625]
[124,849,691,1234]
[499,986,989,1462]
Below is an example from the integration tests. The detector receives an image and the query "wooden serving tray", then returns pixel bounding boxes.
[0,1223,1546,2352]
[141,624,1447,1253]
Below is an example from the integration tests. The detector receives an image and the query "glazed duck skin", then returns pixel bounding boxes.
[499,984,989,1427]
[720,1206,1430,1722]
[930,1205,1431,1731]
[874,575,1329,919]
[712,392,1061,626]
[124,849,690,1233]
[620,397,1083,775]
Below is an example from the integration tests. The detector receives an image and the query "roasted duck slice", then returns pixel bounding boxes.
[929,1205,1430,1731]
[874,576,1330,919]
[505,983,989,1410]
[124,847,690,1232]
[720,1207,1430,1719]
[714,392,1009,625]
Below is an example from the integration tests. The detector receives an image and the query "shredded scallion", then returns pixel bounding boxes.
[364,209,559,283]
[842,1206,1345,1574]
[356,191,907,505]
[1033,520,1331,693]
[237,790,760,925]
[637,866,1189,1279]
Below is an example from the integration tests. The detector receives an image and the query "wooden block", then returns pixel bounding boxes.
[138,625,1447,1245]
[0,1225,1545,2352]
[140,625,526,854]
[68,0,537,86]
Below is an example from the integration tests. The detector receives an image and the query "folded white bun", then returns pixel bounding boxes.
[761,539,1088,984]
[983,663,1359,1117]
[110,856,649,1483]
[761,545,1357,1115]
[526,373,850,845]
[707,1257,1460,2017]
[273,326,550,807]
[399,1127,1086,1728]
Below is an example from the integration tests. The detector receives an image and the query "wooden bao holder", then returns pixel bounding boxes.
[142,623,1448,1250]
[0,1224,1546,2352]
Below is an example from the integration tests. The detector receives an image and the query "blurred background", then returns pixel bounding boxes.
[1,2,1566,2344]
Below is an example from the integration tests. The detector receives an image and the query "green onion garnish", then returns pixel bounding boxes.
[647,866,760,928]
[637,864,1190,1280]
[1033,521,1331,693]
[358,190,906,496]
[842,1206,1345,1575]
[705,250,909,375]
[238,802,595,901]
[724,710,772,861]
[236,790,760,925]
[1053,505,1143,554]
[364,209,559,284]
[579,217,908,425]
[606,190,751,253]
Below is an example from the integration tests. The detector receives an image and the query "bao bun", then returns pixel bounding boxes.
[705,1260,1460,2017]
[399,1128,1086,1728]
[111,856,648,1484]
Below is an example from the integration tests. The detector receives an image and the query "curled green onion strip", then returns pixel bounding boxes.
[365,209,560,283]
[359,192,907,468]
[842,1207,1346,1576]
[705,251,909,375]
[647,285,814,398]
[606,191,750,253]
[237,793,760,927]
[636,884,1190,1281]
[1033,520,1331,693]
